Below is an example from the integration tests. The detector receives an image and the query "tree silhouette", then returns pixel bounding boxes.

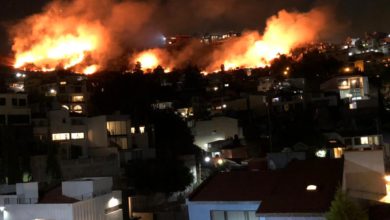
[326,188,368,220]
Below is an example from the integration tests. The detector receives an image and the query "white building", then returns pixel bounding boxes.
[0,93,30,125]
[32,110,155,160]
[192,116,243,151]
[0,177,122,220]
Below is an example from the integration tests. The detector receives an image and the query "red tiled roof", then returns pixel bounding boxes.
[39,187,79,204]
[189,158,343,215]
[190,170,280,201]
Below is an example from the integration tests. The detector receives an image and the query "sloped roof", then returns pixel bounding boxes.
[258,159,343,215]
[189,158,343,215]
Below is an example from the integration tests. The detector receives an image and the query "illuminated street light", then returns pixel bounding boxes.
[343,67,352,73]
[217,158,223,165]
[204,156,211,163]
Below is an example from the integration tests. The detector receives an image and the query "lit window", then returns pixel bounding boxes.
[62,105,69,110]
[131,127,135,134]
[315,149,327,158]
[107,121,127,135]
[306,185,317,191]
[60,81,67,85]
[139,126,145,134]
[72,95,84,102]
[361,137,369,145]
[73,105,83,114]
[71,132,84,140]
[349,102,357,109]
[52,133,70,141]
[333,148,343,159]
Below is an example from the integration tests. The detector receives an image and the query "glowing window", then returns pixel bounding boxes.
[52,133,70,141]
[71,132,84,140]
[73,105,83,113]
[315,149,326,158]
[60,81,67,85]
[131,127,135,134]
[139,126,145,134]
[107,121,127,135]
[306,185,317,191]
[62,105,69,110]
[72,95,84,102]
[361,137,369,145]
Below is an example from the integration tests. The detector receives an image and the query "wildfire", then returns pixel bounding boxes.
[12,15,104,74]
[207,8,327,71]
[132,49,170,72]
[136,51,159,70]
[82,65,99,75]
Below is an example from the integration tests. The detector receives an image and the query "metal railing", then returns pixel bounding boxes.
[3,197,38,205]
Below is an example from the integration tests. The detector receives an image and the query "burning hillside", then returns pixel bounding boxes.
[133,8,329,73]
[11,0,332,75]
[11,0,154,74]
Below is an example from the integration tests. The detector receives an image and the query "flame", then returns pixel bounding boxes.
[207,8,327,71]
[132,49,171,72]
[83,65,99,75]
[136,51,159,70]
[131,8,328,73]
[10,0,155,74]
[12,15,104,73]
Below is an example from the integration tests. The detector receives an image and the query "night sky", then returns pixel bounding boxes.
[0,0,389,56]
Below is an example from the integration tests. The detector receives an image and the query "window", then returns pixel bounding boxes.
[306,185,317,191]
[73,105,83,114]
[12,98,17,106]
[52,133,70,141]
[139,126,145,134]
[71,132,85,140]
[211,211,257,220]
[361,137,369,145]
[131,127,135,134]
[107,121,127,135]
[72,95,84,102]
[19,99,27,106]
[0,98,5,106]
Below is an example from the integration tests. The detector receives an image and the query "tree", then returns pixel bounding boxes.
[126,158,193,196]
[151,110,196,158]
[326,188,368,220]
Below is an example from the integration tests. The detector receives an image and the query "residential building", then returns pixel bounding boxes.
[0,177,122,220]
[0,93,30,125]
[192,116,243,151]
[187,159,343,220]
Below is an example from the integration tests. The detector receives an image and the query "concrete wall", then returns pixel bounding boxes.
[187,201,260,220]
[62,177,112,199]
[16,182,38,201]
[193,117,243,151]
[0,191,123,220]
[1,204,73,220]
[72,191,122,220]
[87,115,108,147]
[343,150,387,200]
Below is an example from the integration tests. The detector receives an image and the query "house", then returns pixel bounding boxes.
[0,177,122,220]
[187,159,343,220]
[192,116,243,151]
[0,93,30,125]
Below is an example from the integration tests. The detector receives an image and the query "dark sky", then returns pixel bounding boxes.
[0,0,389,56]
